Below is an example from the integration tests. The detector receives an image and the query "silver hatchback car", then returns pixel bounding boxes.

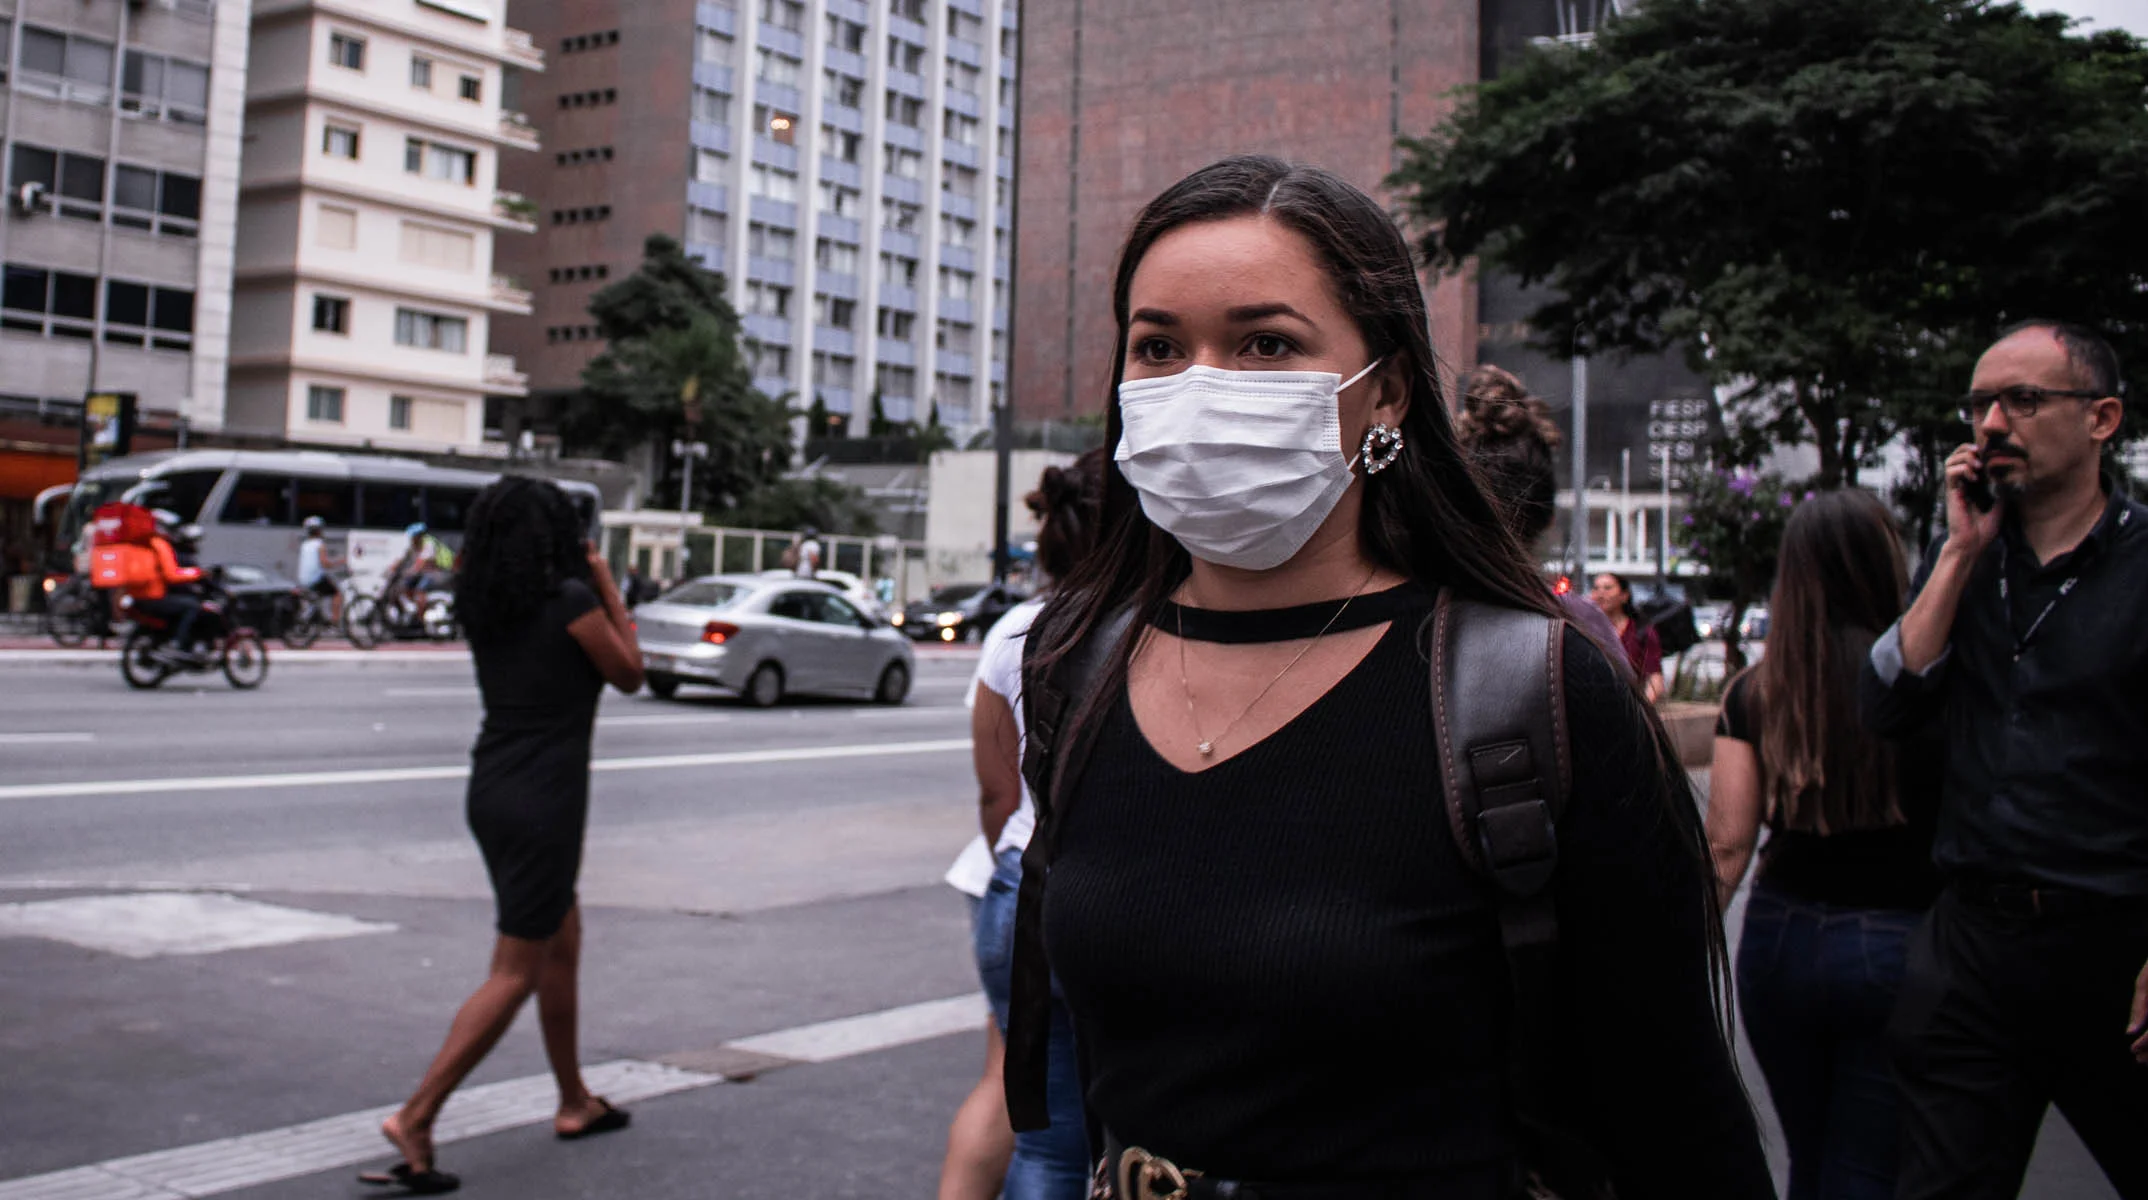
[633,574,916,706]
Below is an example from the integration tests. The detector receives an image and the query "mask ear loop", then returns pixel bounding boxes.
[1340,357,1388,471]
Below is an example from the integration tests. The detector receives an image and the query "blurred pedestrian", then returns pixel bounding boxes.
[1455,364,1626,665]
[365,477,644,1196]
[1709,488,1941,1200]
[1006,156,1770,1199]
[937,449,1104,1200]
[1590,571,1666,702]
[1863,320,2148,1199]
[795,525,824,579]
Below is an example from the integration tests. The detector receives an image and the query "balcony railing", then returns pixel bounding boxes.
[484,354,529,387]
[491,275,532,306]
[501,28,545,70]
[498,111,539,147]
[494,190,538,225]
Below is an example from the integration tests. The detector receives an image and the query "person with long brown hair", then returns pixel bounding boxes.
[1708,488,1940,1200]
[1002,155,1770,1199]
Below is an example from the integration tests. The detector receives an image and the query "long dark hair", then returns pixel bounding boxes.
[1025,447,1106,583]
[1456,364,1563,545]
[1747,489,1908,833]
[454,476,591,641]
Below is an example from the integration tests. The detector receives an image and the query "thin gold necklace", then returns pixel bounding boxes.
[1175,568,1379,758]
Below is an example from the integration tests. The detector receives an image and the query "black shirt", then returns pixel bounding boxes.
[1042,594,1772,1195]
[1718,670,1941,911]
[1862,483,2148,897]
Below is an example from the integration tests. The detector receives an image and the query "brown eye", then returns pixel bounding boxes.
[1132,338,1175,364]
[1247,334,1294,359]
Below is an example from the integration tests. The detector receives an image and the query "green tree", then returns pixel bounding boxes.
[726,476,881,536]
[1392,0,2148,488]
[564,234,793,511]
[1683,466,1804,673]
[867,391,893,438]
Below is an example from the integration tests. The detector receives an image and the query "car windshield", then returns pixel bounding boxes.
[659,581,744,609]
[928,584,984,605]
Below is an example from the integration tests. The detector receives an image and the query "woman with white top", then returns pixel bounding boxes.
[939,449,1104,1200]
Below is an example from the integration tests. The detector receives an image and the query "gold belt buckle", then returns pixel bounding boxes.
[1113,1145,1193,1200]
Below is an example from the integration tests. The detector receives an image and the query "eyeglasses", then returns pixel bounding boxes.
[1959,385,2103,425]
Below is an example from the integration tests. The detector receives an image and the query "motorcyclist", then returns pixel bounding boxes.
[127,511,206,664]
[388,523,455,623]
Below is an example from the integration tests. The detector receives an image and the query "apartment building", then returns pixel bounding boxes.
[0,0,250,542]
[226,0,542,454]
[495,0,1017,444]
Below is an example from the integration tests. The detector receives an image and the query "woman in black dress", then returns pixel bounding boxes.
[1004,157,1775,1198]
[368,477,644,1194]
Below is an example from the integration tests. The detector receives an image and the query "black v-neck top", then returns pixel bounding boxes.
[1041,589,1771,1195]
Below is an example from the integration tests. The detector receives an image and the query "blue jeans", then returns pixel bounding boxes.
[1737,884,1921,1200]
[975,846,1090,1200]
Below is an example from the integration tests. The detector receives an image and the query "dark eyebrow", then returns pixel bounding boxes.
[1225,302,1314,326]
[1130,308,1177,327]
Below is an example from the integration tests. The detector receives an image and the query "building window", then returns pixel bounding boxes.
[880,253,920,288]
[698,28,733,63]
[399,222,475,270]
[312,295,350,334]
[885,92,923,128]
[328,32,365,71]
[940,266,975,302]
[893,0,928,23]
[821,125,861,165]
[1,264,91,337]
[749,342,790,377]
[405,138,477,184]
[945,57,982,96]
[19,26,116,103]
[389,395,413,431]
[394,308,468,352]
[948,7,985,43]
[937,317,974,349]
[880,198,921,235]
[307,385,346,423]
[748,223,797,259]
[694,87,730,123]
[458,74,481,102]
[9,145,102,221]
[745,281,791,318]
[940,213,975,248]
[824,70,865,109]
[944,111,980,147]
[410,55,433,88]
[876,307,915,342]
[688,207,728,245]
[695,148,728,184]
[826,15,866,53]
[818,180,861,218]
[756,48,801,88]
[943,162,979,199]
[813,351,856,388]
[876,363,917,397]
[323,124,361,160]
[109,164,201,236]
[749,164,798,202]
[754,105,799,145]
[121,51,210,123]
[317,204,359,249]
[887,37,924,75]
[814,240,859,276]
[815,293,856,329]
[884,145,924,180]
[760,0,805,33]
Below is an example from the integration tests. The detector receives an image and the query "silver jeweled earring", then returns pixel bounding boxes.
[1360,422,1405,475]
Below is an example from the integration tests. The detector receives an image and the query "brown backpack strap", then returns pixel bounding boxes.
[1429,590,1611,1197]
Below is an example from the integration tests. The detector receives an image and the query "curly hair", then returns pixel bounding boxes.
[1024,447,1106,583]
[454,476,590,642]
[1455,364,1564,543]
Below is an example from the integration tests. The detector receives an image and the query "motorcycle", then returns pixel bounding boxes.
[115,582,270,690]
[343,585,457,650]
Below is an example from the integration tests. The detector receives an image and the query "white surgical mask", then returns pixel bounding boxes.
[1115,359,1383,571]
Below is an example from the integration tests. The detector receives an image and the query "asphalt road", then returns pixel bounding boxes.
[0,655,2122,1199]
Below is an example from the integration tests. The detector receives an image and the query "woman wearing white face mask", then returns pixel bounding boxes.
[1002,157,1772,1200]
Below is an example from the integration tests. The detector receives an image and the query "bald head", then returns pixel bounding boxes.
[1987,320,2121,400]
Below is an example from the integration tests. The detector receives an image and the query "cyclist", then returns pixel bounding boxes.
[389,523,456,622]
[128,511,206,664]
[298,516,343,623]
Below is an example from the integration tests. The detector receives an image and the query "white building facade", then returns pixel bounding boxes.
[228,0,542,454]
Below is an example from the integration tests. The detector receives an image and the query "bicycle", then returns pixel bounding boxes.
[280,578,357,650]
[43,575,116,648]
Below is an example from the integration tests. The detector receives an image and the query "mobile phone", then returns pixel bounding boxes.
[1962,450,1997,513]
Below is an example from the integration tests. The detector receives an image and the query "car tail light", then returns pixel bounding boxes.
[702,621,739,645]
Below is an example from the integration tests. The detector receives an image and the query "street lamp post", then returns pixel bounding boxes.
[672,439,709,575]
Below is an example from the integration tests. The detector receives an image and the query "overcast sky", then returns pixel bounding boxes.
[2029,0,2144,34]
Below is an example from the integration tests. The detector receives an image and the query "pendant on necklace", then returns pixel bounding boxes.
[1197,741,1214,757]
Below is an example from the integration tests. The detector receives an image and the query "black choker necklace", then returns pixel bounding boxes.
[1156,584,1421,644]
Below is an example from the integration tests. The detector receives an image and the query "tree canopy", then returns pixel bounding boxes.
[1392,0,2148,489]
[563,234,795,511]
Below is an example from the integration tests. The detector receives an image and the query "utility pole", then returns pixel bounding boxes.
[1570,352,1589,580]
[673,439,709,574]
[990,0,1026,585]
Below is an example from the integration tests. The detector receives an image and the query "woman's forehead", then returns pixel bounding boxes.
[1128,216,1335,317]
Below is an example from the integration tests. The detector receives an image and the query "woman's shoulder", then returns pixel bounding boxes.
[549,577,601,623]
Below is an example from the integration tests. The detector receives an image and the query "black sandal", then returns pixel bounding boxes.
[358,1163,462,1194]
[555,1097,631,1141]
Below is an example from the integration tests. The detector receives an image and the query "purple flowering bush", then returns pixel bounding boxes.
[1684,466,1804,672]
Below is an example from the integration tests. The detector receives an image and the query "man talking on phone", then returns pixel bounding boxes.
[1863,320,2148,1199]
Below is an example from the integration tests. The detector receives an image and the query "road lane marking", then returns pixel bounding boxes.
[0,733,94,745]
[381,686,474,697]
[0,892,393,958]
[598,713,735,727]
[0,993,986,1200]
[0,738,971,801]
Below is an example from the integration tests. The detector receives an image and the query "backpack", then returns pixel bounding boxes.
[1008,588,1612,1198]
[1643,598,1701,658]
